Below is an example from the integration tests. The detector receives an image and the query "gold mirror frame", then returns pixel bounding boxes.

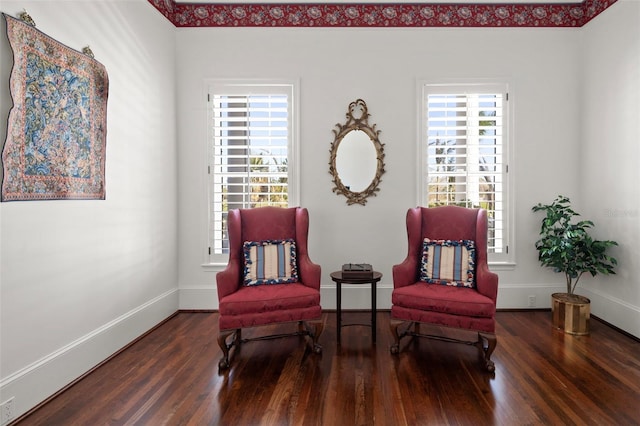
[329,99,386,205]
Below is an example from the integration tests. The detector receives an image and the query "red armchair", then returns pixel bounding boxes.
[390,206,499,372]
[216,206,323,370]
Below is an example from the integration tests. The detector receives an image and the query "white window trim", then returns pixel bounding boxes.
[203,79,300,266]
[417,79,515,267]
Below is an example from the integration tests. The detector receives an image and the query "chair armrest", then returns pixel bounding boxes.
[216,258,242,299]
[392,257,419,288]
[298,255,321,290]
[475,263,499,302]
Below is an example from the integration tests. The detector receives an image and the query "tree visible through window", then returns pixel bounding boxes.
[421,83,510,260]
[208,82,296,257]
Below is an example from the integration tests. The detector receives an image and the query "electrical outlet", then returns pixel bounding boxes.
[528,295,536,308]
[1,397,15,425]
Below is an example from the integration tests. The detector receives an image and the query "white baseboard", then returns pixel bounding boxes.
[179,285,395,310]
[179,284,639,339]
[179,286,217,310]
[180,283,563,311]
[0,289,178,423]
[580,287,640,338]
[497,285,639,338]
[496,284,564,309]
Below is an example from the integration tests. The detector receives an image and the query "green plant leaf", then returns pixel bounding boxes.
[532,195,618,294]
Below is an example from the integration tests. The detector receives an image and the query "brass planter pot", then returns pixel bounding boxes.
[551,293,591,335]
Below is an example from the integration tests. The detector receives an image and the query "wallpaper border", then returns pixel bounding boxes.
[147,0,617,28]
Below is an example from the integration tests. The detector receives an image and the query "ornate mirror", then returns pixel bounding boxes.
[329,99,385,205]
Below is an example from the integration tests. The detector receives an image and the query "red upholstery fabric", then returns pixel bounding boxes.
[240,207,297,242]
[220,283,320,316]
[391,206,499,333]
[219,307,322,331]
[390,305,495,333]
[216,206,322,331]
[392,283,495,318]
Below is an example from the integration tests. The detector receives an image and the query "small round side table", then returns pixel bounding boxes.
[330,270,383,344]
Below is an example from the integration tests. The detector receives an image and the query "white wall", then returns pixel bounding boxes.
[0,0,178,420]
[580,0,640,337]
[1,0,637,420]
[176,27,586,312]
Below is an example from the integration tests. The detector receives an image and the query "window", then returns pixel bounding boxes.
[207,81,298,261]
[419,82,511,263]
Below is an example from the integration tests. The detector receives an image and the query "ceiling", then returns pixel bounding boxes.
[149,0,617,27]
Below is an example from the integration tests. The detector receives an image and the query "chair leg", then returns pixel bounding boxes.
[477,332,497,372]
[217,329,240,371]
[390,320,412,354]
[301,320,324,354]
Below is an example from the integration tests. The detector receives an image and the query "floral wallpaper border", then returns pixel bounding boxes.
[147,0,617,27]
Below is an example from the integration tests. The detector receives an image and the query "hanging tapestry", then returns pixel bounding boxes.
[2,13,108,201]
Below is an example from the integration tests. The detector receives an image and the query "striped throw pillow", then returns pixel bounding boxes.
[243,239,298,286]
[419,239,476,288]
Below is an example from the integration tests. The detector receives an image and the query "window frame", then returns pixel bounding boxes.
[417,80,514,266]
[205,79,300,265]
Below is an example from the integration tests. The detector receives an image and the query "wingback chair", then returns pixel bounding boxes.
[216,206,323,370]
[390,206,499,372]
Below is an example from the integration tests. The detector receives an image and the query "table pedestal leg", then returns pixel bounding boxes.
[372,280,376,343]
[337,281,342,344]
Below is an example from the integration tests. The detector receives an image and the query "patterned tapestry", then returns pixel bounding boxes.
[2,13,108,201]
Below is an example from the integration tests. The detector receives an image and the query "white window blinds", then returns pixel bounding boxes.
[422,84,508,256]
[209,83,295,256]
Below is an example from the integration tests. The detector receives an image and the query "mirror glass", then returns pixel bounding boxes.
[329,99,385,205]
[335,130,377,193]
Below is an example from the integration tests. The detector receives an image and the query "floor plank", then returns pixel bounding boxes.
[14,311,640,425]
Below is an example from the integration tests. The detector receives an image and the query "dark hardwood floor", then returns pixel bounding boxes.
[15,311,640,425]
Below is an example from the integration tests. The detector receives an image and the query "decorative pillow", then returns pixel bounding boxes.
[243,239,298,286]
[419,238,476,288]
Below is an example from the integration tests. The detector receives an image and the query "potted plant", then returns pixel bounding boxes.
[532,195,618,335]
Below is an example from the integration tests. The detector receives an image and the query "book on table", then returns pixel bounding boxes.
[341,263,373,279]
